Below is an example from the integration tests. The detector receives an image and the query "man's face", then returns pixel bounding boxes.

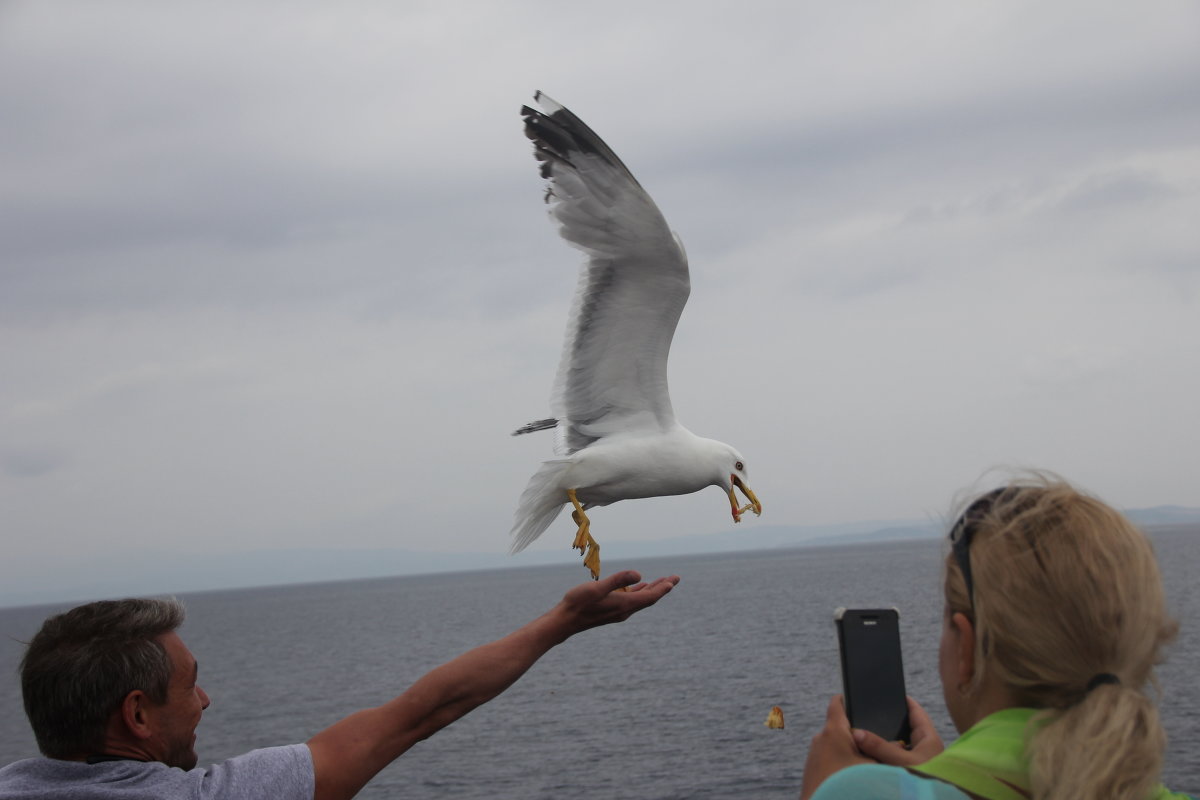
[145,632,210,769]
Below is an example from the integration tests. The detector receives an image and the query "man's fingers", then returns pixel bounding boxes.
[565,572,679,620]
[598,570,642,593]
[643,575,680,592]
[611,573,680,597]
[576,572,680,610]
[625,576,679,605]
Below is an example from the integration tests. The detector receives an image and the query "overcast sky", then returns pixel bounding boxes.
[2,1,1198,603]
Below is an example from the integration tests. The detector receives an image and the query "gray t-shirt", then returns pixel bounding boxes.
[0,744,313,800]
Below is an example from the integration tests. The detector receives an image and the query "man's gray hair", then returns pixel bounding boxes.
[20,597,185,759]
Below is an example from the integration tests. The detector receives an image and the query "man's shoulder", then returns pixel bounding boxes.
[0,745,314,800]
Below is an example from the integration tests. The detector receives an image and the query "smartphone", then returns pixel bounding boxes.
[834,607,911,743]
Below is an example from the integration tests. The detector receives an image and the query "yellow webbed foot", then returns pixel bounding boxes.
[581,536,601,580]
[567,489,601,580]
[570,508,591,551]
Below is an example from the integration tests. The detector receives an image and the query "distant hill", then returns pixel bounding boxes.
[1124,506,1200,526]
[601,504,1200,558]
[3,506,1196,609]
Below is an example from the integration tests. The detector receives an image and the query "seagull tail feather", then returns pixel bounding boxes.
[511,417,557,436]
[509,459,571,553]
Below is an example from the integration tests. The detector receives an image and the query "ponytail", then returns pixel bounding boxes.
[1029,682,1165,800]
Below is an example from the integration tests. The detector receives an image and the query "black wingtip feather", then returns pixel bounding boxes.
[520,92,643,190]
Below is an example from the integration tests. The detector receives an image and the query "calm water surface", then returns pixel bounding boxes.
[2,531,1198,798]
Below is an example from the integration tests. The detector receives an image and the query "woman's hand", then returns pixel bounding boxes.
[800,695,873,800]
[800,696,945,799]
[851,696,944,767]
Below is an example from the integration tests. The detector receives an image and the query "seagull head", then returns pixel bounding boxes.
[707,442,762,523]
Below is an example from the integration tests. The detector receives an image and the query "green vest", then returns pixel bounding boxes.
[910,708,1189,800]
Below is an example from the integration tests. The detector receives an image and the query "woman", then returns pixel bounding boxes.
[800,475,1191,800]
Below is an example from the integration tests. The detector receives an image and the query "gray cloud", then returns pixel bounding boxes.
[1,446,67,478]
[2,0,1199,602]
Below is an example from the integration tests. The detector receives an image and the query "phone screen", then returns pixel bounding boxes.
[835,607,911,743]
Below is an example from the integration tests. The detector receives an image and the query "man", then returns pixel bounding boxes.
[1,569,679,799]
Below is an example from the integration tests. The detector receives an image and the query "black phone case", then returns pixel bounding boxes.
[835,607,912,743]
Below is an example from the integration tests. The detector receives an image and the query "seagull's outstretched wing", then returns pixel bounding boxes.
[522,92,690,456]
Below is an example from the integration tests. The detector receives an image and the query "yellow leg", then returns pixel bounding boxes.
[567,489,601,580]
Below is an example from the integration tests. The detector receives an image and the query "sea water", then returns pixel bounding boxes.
[2,531,1197,798]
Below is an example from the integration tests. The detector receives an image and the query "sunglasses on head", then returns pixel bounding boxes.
[948,488,1008,610]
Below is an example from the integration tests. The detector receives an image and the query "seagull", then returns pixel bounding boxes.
[509,92,762,580]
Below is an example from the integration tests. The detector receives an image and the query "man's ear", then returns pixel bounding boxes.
[950,611,977,691]
[119,690,155,741]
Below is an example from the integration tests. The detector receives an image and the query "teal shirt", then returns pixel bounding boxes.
[813,763,973,799]
[811,708,1192,800]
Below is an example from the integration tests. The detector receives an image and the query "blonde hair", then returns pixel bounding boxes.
[944,474,1177,800]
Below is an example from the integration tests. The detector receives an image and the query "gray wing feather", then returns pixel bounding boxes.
[522,93,690,456]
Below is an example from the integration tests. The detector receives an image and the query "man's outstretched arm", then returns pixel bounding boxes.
[306,570,680,800]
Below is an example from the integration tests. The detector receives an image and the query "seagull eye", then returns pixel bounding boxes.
[735,461,744,471]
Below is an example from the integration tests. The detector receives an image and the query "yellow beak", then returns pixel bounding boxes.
[728,475,762,523]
